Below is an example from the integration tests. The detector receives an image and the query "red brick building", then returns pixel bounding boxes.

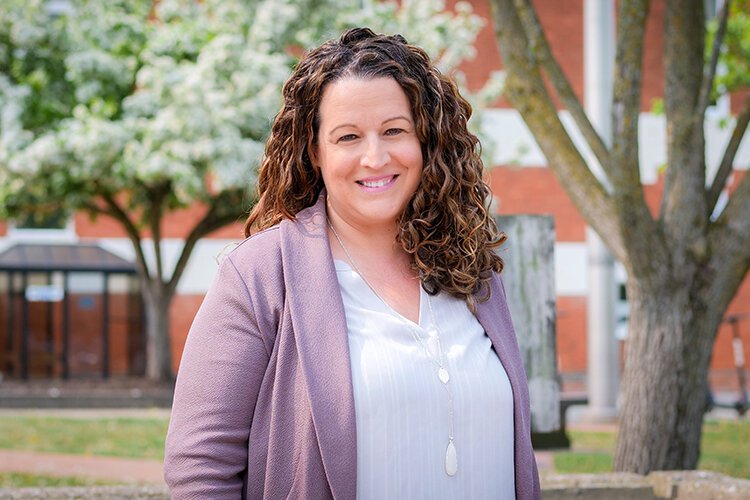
[1,0,748,392]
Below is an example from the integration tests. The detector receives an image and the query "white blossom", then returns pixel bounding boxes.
[1,0,497,217]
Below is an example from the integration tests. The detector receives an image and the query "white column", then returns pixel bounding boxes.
[585,228,619,420]
[583,0,619,421]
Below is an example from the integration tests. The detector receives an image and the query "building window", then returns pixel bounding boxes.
[7,213,75,242]
[14,212,68,231]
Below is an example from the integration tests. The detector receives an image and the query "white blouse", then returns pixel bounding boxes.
[334,260,516,499]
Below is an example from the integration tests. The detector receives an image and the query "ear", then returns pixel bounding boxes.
[308,143,319,170]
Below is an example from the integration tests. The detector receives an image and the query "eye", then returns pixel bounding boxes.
[384,128,405,136]
[337,134,358,142]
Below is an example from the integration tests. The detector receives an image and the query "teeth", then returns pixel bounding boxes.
[360,177,393,188]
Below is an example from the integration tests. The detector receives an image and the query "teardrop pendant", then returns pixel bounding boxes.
[438,367,450,384]
[445,439,458,476]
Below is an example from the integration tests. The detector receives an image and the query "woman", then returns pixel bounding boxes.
[164,28,540,499]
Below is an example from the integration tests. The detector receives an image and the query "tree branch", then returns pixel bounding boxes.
[707,171,750,315]
[98,191,150,279]
[512,0,613,181]
[165,192,245,297]
[489,0,630,263]
[605,0,672,282]
[697,0,731,117]
[707,95,750,213]
[611,0,650,192]
[148,185,167,285]
[660,0,710,258]
[165,204,217,298]
[80,201,109,217]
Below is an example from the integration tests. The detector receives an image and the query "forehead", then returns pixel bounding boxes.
[317,76,413,125]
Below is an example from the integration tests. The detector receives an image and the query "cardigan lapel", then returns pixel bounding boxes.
[278,195,536,499]
[474,275,528,404]
[475,274,537,498]
[279,193,357,500]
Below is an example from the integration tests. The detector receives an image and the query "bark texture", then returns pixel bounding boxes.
[489,0,750,473]
[142,282,174,381]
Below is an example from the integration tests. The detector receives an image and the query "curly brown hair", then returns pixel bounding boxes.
[245,27,506,307]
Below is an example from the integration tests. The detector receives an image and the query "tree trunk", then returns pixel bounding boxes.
[142,280,174,382]
[487,0,750,474]
[614,275,722,472]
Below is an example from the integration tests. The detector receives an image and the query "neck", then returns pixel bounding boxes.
[326,206,405,263]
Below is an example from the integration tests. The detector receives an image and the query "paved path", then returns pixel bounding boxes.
[0,409,167,485]
[0,407,744,485]
[0,408,171,420]
[0,449,164,485]
[0,447,552,484]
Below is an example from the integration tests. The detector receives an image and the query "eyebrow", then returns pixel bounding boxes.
[327,115,414,138]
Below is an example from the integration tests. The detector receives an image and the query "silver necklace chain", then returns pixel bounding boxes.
[327,219,458,476]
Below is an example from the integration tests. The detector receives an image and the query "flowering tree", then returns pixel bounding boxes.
[0,0,497,381]
[489,0,750,473]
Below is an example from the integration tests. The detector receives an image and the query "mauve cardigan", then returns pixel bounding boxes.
[164,194,541,499]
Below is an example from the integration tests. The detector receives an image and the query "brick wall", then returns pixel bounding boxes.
[490,166,587,241]
[458,0,665,111]
[169,294,204,373]
[74,205,245,240]
[2,0,748,387]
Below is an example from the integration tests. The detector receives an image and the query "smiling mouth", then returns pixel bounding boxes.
[356,175,398,188]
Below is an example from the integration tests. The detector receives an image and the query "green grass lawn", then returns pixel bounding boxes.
[0,416,170,460]
[553,419,750,479]
[698,419,750,479]
[0,414,746,483]
[0,472,113,488]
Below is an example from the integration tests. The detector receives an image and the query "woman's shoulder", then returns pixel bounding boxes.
[211,229,283,292]
[221,198,327,282]
[221,214,319,274]
[211,226,286,304]
[483,270,509,304]
[224,225,283,269]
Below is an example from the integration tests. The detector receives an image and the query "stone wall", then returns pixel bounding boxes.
[542,471,750,499]
[1,471,748,499]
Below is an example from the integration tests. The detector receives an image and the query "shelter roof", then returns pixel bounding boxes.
[0,243,136,273]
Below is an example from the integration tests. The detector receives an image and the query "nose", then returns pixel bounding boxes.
[360,136,389,169]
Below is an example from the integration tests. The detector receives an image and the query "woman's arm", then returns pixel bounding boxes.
[164,255,272,499]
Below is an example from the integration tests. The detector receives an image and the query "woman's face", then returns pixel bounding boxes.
[313,76,423,233]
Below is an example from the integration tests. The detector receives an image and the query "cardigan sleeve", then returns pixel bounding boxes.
[496,273,541,500]
[164,254,273,499]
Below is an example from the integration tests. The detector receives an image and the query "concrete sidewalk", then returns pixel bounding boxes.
[0,449,164,485]
[0,448,553,485]
[0,408,167,486]
[0,406,745,486]
[0,408,171,420]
